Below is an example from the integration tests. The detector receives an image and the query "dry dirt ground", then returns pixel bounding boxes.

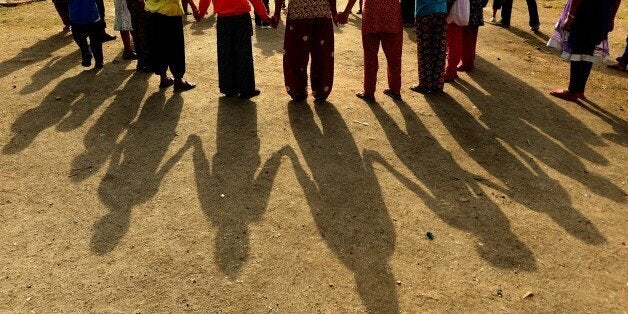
[0,0,627,312]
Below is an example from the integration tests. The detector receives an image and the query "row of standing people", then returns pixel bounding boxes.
[55,0,623,102]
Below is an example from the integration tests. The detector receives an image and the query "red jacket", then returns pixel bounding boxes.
[198,0,270,19]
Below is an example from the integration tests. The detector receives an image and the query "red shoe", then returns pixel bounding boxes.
[549,89,580,102]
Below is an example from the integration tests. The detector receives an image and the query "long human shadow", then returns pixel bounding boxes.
[20,50,81,95]
[2,70,132,154]
[91,91,186,255]
[459,56,625,203]
[575,98,628,147]
[424,90,607,245]
[3,68,133,155]
[286,101,399,313]
[70,72,149,181]
[185,97,286,277]
[366,100,537,271]
[0,32,73,80]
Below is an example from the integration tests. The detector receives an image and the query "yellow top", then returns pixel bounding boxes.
[145,0,184,16]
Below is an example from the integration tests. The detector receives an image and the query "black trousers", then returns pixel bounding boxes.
[72,23,104,64]
[401,0,415,24]
[492,0,502,11]
[217,14,256,95]
[96,0,107,29]
[254,0,270,25]
[126,0,150,68]
[500,0,539,27]
[148,13,186,78]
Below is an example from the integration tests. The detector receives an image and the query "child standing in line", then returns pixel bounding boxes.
[458,0,488,71]
[126,0,151,71]
[272,0,338,102]
[196,0,273,98]
[69,0,105,68]
[145,0,198,91]
[445,0,487,80]
[410,0,448,94]
[338,0,403,101]
[114,0,137,60]
[443,0,469,82]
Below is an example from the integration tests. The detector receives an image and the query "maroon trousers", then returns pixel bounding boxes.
[446,24,479,78]
[283,18,335,101]
[362,32,403,95]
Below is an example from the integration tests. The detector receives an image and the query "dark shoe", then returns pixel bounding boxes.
[174,81,196,92]
[101,33,117,42]
[94,62,104,69]
[122,51,138,60]
[443,74,458,83]
[383,89,401,100]
[530,24,540,32]
[81,54,93,67]
[356,92,375,102]
[356,10,362,14]
[549,89,580,102]
[239,90,261,98]
[159,77,174,89]
[62,25,71,32]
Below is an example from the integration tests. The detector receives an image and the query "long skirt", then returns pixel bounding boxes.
[217,13,256,95]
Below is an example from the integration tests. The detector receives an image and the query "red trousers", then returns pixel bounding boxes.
[446,24,479,78]
[362,32,403,95]
[283,18,335,101]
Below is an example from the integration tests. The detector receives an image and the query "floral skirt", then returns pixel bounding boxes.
[114,0,133,31]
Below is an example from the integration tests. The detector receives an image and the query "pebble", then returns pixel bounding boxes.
[426,232,435,240]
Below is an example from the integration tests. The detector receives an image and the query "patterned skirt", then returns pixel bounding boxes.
[114,0,134,31]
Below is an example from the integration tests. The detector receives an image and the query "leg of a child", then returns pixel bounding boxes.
[89,31,104,66]
[52,0,71,27]
[382,32,403,94]
[460,26,478,68]
[72,28,90,56]
[445,23,462,79]
[526,0,540,28]
[362,33,381,96]
[283,18,312,100]
[235,15,256,94]
[309,18,334,101]
[121,30,134,53]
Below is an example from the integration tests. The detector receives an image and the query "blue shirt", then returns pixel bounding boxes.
[69,0,101,24]
[415,0,447,17]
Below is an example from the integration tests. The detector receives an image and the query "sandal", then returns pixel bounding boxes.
[159,77,174,89]
[383,89,401,100]
[356,92,375,102]
[174,81,196,92]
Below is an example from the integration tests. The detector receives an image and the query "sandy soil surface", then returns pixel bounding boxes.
[0,0,627,312]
